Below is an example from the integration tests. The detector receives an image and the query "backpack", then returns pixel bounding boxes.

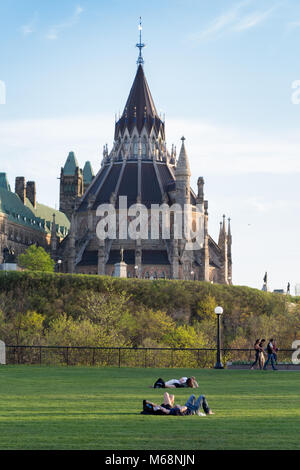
[141,400,155,415]
[153,378,165,388]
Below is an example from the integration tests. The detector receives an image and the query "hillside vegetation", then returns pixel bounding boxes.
[0,272,299,352]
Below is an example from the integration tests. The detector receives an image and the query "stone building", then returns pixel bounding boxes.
[58,47,232,283]
[0,172,69,265]
[59,152,94,220]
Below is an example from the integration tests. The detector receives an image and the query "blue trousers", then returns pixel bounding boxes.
[184,394,210,415]
[263,353,277,370]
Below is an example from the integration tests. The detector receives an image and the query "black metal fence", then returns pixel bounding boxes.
[4,345,296,368]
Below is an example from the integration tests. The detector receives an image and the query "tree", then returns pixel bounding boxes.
[18,245,55,272]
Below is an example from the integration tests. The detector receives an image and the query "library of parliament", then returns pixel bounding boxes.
[0,30,232,284]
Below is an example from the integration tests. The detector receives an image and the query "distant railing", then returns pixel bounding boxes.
[3,345,296,368]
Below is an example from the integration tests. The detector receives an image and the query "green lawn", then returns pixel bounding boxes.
[0,366,299,450]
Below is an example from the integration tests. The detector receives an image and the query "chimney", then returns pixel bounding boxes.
[26,181,36,208]
[15,177,26,204]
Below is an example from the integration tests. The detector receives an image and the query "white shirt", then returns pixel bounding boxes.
[165,377,188,387]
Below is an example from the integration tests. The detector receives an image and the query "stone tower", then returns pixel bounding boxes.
[175,137,191,207]
[59,152,84,220]
[83,161,95,193]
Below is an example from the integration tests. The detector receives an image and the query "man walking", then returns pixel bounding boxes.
[263,338,278,370]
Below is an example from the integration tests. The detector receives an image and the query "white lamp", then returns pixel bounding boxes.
[215,306,223,315]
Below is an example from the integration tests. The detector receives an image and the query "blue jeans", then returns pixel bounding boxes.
[184,394,210,415]
[263,353,277,370]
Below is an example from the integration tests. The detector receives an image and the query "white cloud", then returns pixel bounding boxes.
[233,8,274,31]
[189,0,277,42]
[46,5,84,40]
[20,13,38,36]
[0,114,300,208]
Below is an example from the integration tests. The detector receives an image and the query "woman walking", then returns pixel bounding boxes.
[258,339,266,369]
[250,339,261,370]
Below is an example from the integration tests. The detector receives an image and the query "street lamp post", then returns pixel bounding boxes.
[56,259,62,273]
[134,265,139,278]
[214,306,224,369]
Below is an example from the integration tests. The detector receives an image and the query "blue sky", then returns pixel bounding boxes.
[1,0,300,292]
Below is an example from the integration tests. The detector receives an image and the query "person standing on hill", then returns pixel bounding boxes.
[263,339,278,370]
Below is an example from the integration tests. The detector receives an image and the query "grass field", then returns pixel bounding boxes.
[0,366,299,450]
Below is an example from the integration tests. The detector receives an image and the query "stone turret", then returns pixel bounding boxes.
[218,215,228,284]
[59,152,84,220]
[175,137,191,207]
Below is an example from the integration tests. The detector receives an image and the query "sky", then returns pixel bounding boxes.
[0,0,300,292]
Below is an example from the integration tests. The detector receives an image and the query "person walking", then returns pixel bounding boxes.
[250,339,261,369]
[263,338,278,370]
[258,339,266,369]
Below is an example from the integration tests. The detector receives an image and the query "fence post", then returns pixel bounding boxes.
[118,348,121,368]
[0,340,5,365]
[66,347,69,366]
[39,346,42,366]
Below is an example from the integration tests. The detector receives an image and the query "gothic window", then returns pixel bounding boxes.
[133,140,138,157]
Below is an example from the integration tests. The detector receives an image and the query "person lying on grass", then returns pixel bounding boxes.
[152,376,199,389]
[141,392,214,416]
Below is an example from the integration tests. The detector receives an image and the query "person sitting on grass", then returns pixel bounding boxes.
[152,376,199,389]
[141,392,214,416]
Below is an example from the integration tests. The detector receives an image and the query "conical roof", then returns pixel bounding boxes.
[115,65,164,137]
[176,138,191,177]
[63,152,79,176]
[83,161,94,185]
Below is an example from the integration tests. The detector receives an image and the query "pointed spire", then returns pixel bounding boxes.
[222,214,226,234]
[218,215,226,245]
[83,161,94,186]
[115,64,164,137]
[227,217,232,257]
[218,221,223,246]
[136,17,145,66]
[176,137,191,177]
[228,217,232,237]
[63,151,79,176]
